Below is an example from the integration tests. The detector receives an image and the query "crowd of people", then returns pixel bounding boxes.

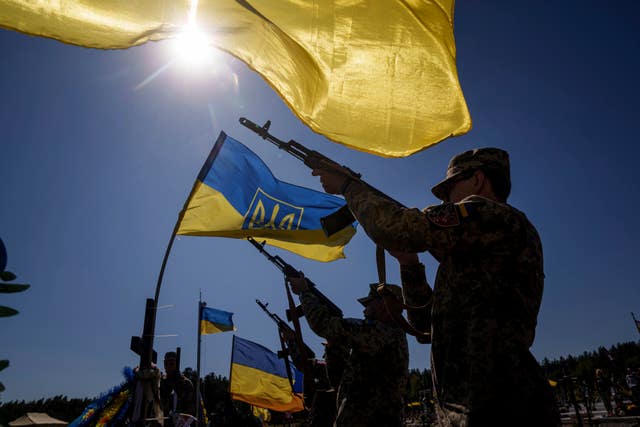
[590,367,640,417]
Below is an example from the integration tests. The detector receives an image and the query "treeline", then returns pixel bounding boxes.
[541,340,640,405]
[0,395,91,424]
[542,341,640,383]
[2,341,638,424]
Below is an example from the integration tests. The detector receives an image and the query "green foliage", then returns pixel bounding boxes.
[1,255,31,396]
[405,368,432,403]
[0,272,17,282]
[0,284,30,293]
[0,395,92,425]
[182,367,257,425]
[542,341,640,408]
[0,306,19,317]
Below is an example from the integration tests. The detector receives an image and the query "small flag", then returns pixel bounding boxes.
[176,132,356,262]
[200,306,235,335]
[230,336,304,413]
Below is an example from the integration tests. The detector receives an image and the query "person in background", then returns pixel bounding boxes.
[595,368,613,416]
[160,351,195,426]
[289,275,409,427]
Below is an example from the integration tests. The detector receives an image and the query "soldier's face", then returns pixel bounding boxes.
[164,357,177,374]
[363,298,383,319]
[447,171,480,203]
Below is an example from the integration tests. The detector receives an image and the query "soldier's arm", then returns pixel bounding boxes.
[400,262,432,343]
[299,290,387,350]
[299,291,351,342]
[343,182,515,259]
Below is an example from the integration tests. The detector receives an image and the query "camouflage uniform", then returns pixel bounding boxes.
[339,148,560,426]
[299,290,409,427]
[160,372,196,423]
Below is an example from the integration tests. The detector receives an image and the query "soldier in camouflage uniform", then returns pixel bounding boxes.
[289,276,409,427]
[160,351,196,425]
[312,148,560,426]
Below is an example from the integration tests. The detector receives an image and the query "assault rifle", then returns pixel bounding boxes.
[256,299,316,361]
[239,117,404,235]
[247,237,343,319]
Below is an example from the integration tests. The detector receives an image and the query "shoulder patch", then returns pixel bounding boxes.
[425,202,477,227]
[456,202,477,220]
[425,203,460,227]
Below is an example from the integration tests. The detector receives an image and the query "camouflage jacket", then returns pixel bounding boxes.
[160,373,196,417]
[299,290,409,427]
[344,182,560,426]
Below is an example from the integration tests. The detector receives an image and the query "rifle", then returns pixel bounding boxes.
[256,299,316,363]
[239,117,405,236]
[247,237,343,319]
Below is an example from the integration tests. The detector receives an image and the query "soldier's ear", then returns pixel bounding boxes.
[472,170,487,192]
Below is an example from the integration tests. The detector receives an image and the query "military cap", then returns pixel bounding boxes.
[164,351,178,360]
[358,283,403,306]
[431,147,510,201]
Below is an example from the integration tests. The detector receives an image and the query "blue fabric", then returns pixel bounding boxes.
[198,133,348,231]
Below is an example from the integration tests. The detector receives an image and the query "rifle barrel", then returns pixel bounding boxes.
[247,237,343,317]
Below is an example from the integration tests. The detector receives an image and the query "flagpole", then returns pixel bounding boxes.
[228,335,235,401]
[146,173,203,368]
[196,294,204,426]
[137,224,180,372]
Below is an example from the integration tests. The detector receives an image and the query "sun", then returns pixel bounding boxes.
[171,26,216,68]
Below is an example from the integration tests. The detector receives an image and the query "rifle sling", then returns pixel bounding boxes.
[379,290,431,342]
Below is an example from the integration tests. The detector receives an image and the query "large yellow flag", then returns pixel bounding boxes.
[0,0,471,157]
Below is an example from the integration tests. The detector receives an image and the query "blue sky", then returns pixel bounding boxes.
[1,1,639,402]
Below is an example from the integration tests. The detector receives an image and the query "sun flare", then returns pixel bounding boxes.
[171,26,215,68]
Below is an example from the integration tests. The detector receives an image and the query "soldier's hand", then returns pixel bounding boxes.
[288,272,310,294]
[311,167,349,194]
[388,250,420,266]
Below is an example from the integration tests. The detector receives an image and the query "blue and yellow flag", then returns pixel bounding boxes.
[176,132,355,262]
[0,1,469,157]
[200,306,235,335]
[230,336,304,413]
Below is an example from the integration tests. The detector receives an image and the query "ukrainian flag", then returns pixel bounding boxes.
[0,1,470,157]
[200,306,235,335]
[176,132,356,262]
[230,336,304,413]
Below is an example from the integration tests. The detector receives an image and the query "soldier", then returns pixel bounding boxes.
[160,351,196,425]
[289,276,409,427]
[312,148,560,426]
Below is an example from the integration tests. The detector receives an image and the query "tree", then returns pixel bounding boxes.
[0,237,30,395]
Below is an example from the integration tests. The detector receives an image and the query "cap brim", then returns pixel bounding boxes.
[357,296,376,307]
[431,171,464,201]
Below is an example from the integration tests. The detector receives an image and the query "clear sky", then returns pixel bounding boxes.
[1,1,639,402]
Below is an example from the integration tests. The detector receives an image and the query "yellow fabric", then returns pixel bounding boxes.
[251,406,271,421]
[548,379,558,387]
[230,363,304,413]
[0,0,470,157]
[200,319,234,335]
[176,181,355,262]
